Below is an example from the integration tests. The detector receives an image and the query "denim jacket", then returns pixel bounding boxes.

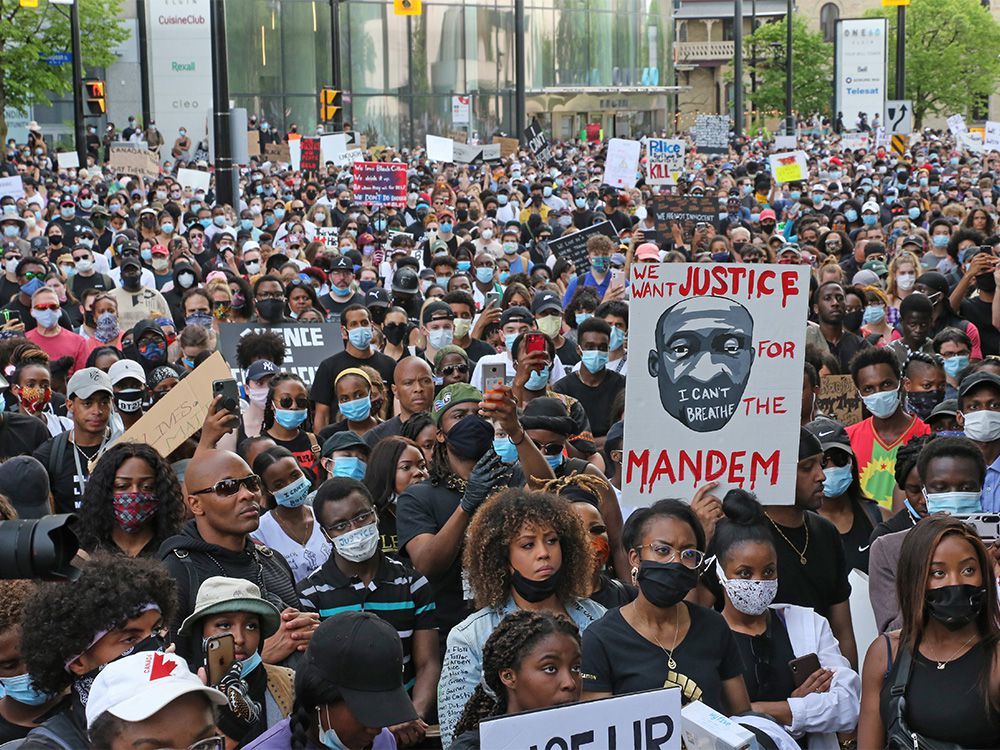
[437,596,606,748]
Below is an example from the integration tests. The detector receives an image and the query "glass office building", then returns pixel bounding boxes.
[223,0,673,148]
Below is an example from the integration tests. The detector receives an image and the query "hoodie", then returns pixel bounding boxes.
[162,261,198,325]
[124,318,167,373]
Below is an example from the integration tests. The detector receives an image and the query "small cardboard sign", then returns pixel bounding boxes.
[299,137,321,171]
[176,168,210,193]
[247,130,260,157]
[452,141,482,164]
[426,134,454,162]
[816,373,863,426]
[56,151,79,170]
[0,176,25,200]
[264,142,291,163]
[547,221,618,274]
[116,352,231,458]
[524,120,551,161]
[603,138,640,189]
[651,195,720,230]
[492,136,519,158]
[109,142,160,179]
[646,138,685,186]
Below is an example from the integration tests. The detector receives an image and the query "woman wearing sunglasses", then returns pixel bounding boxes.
[434,345,471,389]
[581,498,752,716]
[519,397,601,479]
[261,372,322,487]
[251,446,331,583]
[437,487,603,747]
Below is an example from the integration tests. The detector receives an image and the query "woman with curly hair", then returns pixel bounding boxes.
[75,442,185,558]
[437,487,604,747]
[19,554,176,750]
[262,371,322,487]
[450,611,583,750]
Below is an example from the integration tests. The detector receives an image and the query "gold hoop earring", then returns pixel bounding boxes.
[630,566,638,586]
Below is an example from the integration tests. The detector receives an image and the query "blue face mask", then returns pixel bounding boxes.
[924,489,981,515]
[504,332,520,351]
[141,248,153,262]
[440,222,453,234]
[428,328,454,350]
[943,355,970,378]
[575,197,586,208]
[347,326,373,349]
[339,395,372,422]
[0,672,51,706]
[333,456,367,480]
[822,465,853,498]
[844,209,858,222]
[373,218,387,232]
[609,325,625,352]
[907,207,920,220]
[273,407,307,429]
[789,191,801,201]
[457,260,472,272]
[862,305,885,325]
[932,234,949,248]
[161,223,174,234]
[493,436,518,464]
[273,475,311,508]
[20,277,44,297]
[274,208,286,220]
[476,267,495,284]
[332,283,352,296]
[318,706,351,750]
[545,453,565,470]
[498,271,510,284]
[884,195,896,206]
[525,367,550,391]
[199,218,212,228]
[581,350,608,374]
[239,650,263,677]
[436,275,450,288]
[241,219,253,231]
[862,214,878,226]
[575,312,592,326]
[861,388,900,419]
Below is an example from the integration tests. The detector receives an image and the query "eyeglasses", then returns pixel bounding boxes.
[275,397,309,410]
[22,271,43,281]
[635,542,705,569]
[322,509,377,535]
[531,440,565,457]
[440,363,469,377]
[190,474,262,497]
[33,303,59,312]
[154,738,225,750]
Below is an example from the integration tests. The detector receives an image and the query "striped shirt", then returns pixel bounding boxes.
[298,553,436,689]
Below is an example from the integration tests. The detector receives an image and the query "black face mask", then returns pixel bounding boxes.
[925,584,986,630]
[456,209,469,221]
[843,310,864,332]
[445,414,495,461]
[511,567,562,603]
[383,322,407,345]
[255,297,284,322]
[115,388,145,414]
[122,273,141,291]
[976,272,997,294]
[369,307,387,325]
[906,389,944,421]
[636,560,699,608]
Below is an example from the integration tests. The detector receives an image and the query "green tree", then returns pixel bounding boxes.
[865,0,1000,126]
[743,14,832,122]
[0,0,128,142]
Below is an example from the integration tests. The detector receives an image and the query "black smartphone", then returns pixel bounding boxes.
[788,653,822,688]
[212,379,240,415]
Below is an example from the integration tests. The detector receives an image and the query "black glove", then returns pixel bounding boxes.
[460,449,511,514]
[216,660,262,728]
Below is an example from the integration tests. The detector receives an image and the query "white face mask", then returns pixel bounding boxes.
[332,522,380,562]
[961,409,1000,443]
[716,562,777,616]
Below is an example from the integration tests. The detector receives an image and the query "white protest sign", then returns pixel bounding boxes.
[840,133,870,151]
[962,131,985,155]
[984,122,1000,152]
[176,168,211,193]
[622,263,810,507]
[0,176,24,200]
[289,138,301,171]
[947,114,968,138]
[480,688,681,750]
[480,143,502,161]
[767,150,808,184]
[603,137,640,189]
[426,134,454,163]
[452,141,482,164]
[317,227,339,247]
[646,138,685,186]
[56,151,79,170]
[321,133,348,165]
[773,134,797,150]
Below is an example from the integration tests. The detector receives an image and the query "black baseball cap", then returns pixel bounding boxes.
[365,287,390,308]
[500,305,533,327]
[531,291,562,316]
[328,255,353,271]
[304,613,417,728]
[805,417,853,457]
[421,299,455,324]
[320,431,370,458]
[958,371,1000,400]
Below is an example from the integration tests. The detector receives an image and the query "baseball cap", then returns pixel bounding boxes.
[304,613,417,728]
[851,269,881,286]
[108,359,147,387]
[365,287,390,308]
[85,652,227,730]
[901,235,924,250]
[760,208,777,222]
[321,430,370,458]
[862,260,888,277]
[635,242,660,261]
[432,382,483,425]
[958,371,1000,400]
[799,426,824,461]
[328,255,353,271]
[67,367,113,400]
[120,256,142,272]
[929,399,958,421]
[531,291,562,316]
[178,577,281,638]
[500,305,533,327]
[421,299,455,324]
[804,417,853,456]
[862,201,880,214]
[245,359,278,384]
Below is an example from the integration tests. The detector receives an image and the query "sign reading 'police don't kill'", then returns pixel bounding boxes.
[623,263,810,507]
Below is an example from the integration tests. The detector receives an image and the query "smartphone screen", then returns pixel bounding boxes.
[483,362,506,393]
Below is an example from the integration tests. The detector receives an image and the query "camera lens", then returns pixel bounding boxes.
[0,514,80,581]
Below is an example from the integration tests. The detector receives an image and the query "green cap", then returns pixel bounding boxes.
[433,344,469,372]
[432,383,483,425]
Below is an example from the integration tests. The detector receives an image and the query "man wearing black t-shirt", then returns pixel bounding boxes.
[33,367,113,513]
[951,249,999,356]
[762,428,858,669]
[318,255,365,317]
[444,291,496,365]
[553,317,625,439]
[311,303,396,431]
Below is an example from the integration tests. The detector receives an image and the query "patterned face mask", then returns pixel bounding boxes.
[112,491,158,533]
[715,562,777,616]
[16,385,50,414]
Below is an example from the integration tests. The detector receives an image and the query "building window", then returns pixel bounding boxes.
[820,3,839,43]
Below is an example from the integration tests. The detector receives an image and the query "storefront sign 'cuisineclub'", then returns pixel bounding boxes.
[623,263,810,507]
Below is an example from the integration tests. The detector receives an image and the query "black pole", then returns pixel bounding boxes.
[514,0,525,141]
[750,0,757,107]
[785,0,793,135]
[136,0,152,127]
[331,0,344,131]
[210,0,234,207]
[733,0,743,136]
[70,0,86,165]
[895,6,905,99]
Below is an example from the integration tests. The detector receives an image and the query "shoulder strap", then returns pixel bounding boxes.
[890,642,914,698]
[48,431,69,478]
[882,633,894,678]
[305,431,320,457]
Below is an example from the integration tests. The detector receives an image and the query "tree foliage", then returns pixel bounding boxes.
[0,0,129,141]
[865,0,1000,126]
[743,14,832,120]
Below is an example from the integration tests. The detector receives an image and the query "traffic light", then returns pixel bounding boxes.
[394,0,421,15]
[320,87,340,122]
[84,79,106,116]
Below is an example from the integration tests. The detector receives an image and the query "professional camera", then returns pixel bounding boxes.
[0,514,80,580]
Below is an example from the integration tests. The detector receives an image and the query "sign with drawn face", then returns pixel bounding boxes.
[623,263,810,507]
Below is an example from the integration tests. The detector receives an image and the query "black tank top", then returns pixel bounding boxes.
[879,639,1000,748]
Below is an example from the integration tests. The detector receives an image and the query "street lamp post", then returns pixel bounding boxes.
[70,0,86,166]
[514,0,525,140]
[734,0,744,137]
[209,0,234,207]
[784,0,793,135]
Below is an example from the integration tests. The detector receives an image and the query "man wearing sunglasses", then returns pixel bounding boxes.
[159,449,319,665]
[3,257,73,331]
[25,286,89,373]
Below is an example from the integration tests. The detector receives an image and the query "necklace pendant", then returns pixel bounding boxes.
[800,555,807,565]
[937,662,946,670]
[668,656,677,670]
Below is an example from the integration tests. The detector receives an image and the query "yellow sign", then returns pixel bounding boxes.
[19,0,39,8]
[394,0,421,15]
[882,0,910,5]
[320,87,340,122]
[891,134,908,156]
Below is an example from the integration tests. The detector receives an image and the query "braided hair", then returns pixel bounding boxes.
[903,350,944,378]
[453,610,581,737]
[536,472,611,506]
[261,372,313,432]
[288,651,343,748]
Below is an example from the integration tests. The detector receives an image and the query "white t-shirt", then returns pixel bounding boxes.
[252,506,332,583]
